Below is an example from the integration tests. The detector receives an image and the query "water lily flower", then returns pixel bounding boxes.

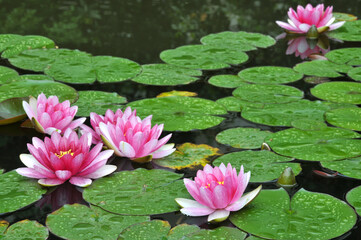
[286,36,330,59]
[175,163,262,222]
[276,4,345,35]
[88,107,175,162]
[16,129,116,187]
[23,93,86,135]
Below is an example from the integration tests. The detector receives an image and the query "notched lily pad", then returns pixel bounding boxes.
[328,20,361,41]
[325,48,361,66]
[311,81,361,104]
[0,97,26,125]
[294,60,352,78]
[208,74,245,88]
[346,186,361,216]
[321,157,361,179]
[325,107,361,131]
[238,66,303,84]
[157,90,197,98]
[2,220,48,240]
[153,143,221,169]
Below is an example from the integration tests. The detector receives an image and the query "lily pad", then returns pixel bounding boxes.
[83,168,190,215]
[127,96,227,131]
[200,31,276,51]
[230,189,356,240]
[132,64,201,86]
[233,82,303,104]
[328,20,361,41]
[213,150,299,182]
[157,90,197,98]
[333,12,358,22]
[0,98,26,125]
[19,74,53,81]
[0,79,78,103]
[160,45,248,70]
[325,107,361,131]
[293,60,352,78]
[46,204,149,240]
[348,67,361,81]
[0,171,46,214]
[153,143,221,169]
[167,224,200,240]
[0,220,9,234]
[321,157,361,179]
[325,48,361,66]
[216,96,264,112]
[0,66,19,84]
[346,186,361,216]
[208,74,245,88]
[291,119,327,131]
[2,220,48,240]
[311,81,361,104]
[74,91,127,117]
[182,226,248,240]
[238,66,303,84]
[265,127,361,161]
[118,220,172,240]
[216,127,272,149]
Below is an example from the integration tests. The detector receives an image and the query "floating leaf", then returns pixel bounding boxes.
[0,220,9,234]
[0,34,22,52]
[238,66,303,84]
[0,171,46,214]
[265,127,361,161]
[208,74,245,88]
[160,45,248,70]
[182,226,248,240]
[46,204,148,240]
[200,31,276,51]
[19,74,53,81]
[346,186,361,216]
[233,82,303,104]
[153,143,221,169]
[293,60,352,77]
[2,220,48,240]
[0,66,19,85]
[230,189,356,240]
[311,81,361,104]
[216,96,263,112]
[213,150,299,182]
[291,119,327,131]
[325,107,361,131]
[132,64,201,86]
[167,224,200,240]
[118,220,171,240]
[348,67,361,81]
[74,91,127,117]
[0,98,26,125]
[127,96,227,131]
[83,168,190,215]
[325,48,361,66]
[328,20,361,41]
[321,157,361,179]
[216,127,272,149]
[333,12,358,22]
[157,90,197,98]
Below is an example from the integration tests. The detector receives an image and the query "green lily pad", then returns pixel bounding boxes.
[216,127,272,149]
[200,31,276,51]
[348,67,361,81]
[83,168,190,215]
[0,220,9,234]
[160,45,248,70]
[167,224,200,240]
[0,171,46,214]
[241,100,330,127]
[208,74,245,88]
[0,66,19,84]
[293,60,352,78]
[182,226,248,240]
[325,48,361,66]
[132,64,201,86]
[265,127,361,161]
[230,189,356,240]
[311,81,361,104]
[2,220,48,240]
[153,143,221,170]
[325,107,361,131]
[0,34,22,52]
[213,150,299,182]
[0,79,78,103]
[321,157,361,179]
[291,119,327,131]
[238,66,303,84]
[216,96,264,112]
[127,96,227,131]
[233,82,303,104]
[157,90,197,98]
[118,220,172,240]
[328,20,361,41]
[19,74,53,81]
[333,12,358,22]
[346,186,361,216]
[0,98,26,125]
[46,204,149,240]
[74,91,127,117]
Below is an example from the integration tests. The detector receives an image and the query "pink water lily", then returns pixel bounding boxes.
[286,36,330,59]
[23,93,86,135]
[175,163,262,222]
[87,107,175,162]
[16,129,116,187]
[276,4,345,34]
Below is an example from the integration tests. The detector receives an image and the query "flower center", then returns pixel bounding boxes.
[55,149,74,158]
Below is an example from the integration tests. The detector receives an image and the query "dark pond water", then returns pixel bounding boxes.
[1,0,361,239]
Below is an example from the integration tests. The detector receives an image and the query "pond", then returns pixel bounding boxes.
[1,0,361,239]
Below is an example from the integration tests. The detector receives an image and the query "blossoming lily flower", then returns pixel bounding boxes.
[276,4,345,35]
[175,163,262,222]
[23,93,86,135]
[16,128,116,187]
[97,107,176,162]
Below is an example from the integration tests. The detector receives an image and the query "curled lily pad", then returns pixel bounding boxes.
[213,150,299,182]
[83,168,190,215]
[132,64,201,86]
[216,127,272,149]
[230,189,356,240]
[160,44,248,70]
[311,81,361,104]
[294,60,352,78]
[238,66,303,84]
[321,157,361,179]
[0,171,46,214]
[157,90,197,98]
[325,48,361,66]
[346,186,361,216]
[208,74,245,88]
[333,12,358,22]
[46,204,149,240]
[127,96,227,131]
[0,97,26,125]
[328,20,361,41]
[153,143,221,170]
[265,127,361,161]
[0,66,19,84]
[348,67,361,81]
[216,96,264,112]
[2,220,48,240]
[325,107,361,131]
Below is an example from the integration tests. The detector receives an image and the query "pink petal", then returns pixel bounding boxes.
[298,23,311,33]
[226,185,262,211]
[69,176,92,187]
[55,170,72,180]
[119,141,136,158]
[38,178,65,186]
[212,185,229,209]
[275,21,300,32]
[81,165,117,179]
[328,21,345,31]
[67,117,87,130]
[23,101,35,120]
[151,144,175,159]
[16,167,48,178]
[199,187,216,209]
[207,209,230,222]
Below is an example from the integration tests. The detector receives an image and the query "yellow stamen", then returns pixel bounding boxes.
[205,181,224,188]
[55,149,74,158]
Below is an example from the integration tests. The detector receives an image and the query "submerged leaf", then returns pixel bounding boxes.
[0,98,26,125]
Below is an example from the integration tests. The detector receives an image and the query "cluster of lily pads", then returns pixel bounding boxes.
[1,4,361,240]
